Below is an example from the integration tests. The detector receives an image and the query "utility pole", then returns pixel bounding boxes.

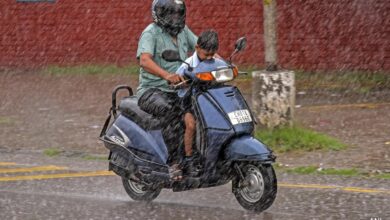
[252,0,295,129]
[264,0,278,71]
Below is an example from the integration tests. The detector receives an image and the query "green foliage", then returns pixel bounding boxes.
[263,0,273,5]
[43,64,139,75]
[318,168,360,176]
[0,117,13,125]
[375,173,390,179]
[295,70,390,92]
[43,148,61,157]
[284,165,360,176]
[286,166,318,175]
[256,125,346,153]
[82,154,107,161]
[281,166,390,179]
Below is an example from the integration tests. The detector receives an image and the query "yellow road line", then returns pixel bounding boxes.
[341,187,389,194]
[0,170,388,195]
[0,165,68,174]
[279,182,390,195]
[279,183,337,189]
[0,170,115,182]
[0,162,17,166]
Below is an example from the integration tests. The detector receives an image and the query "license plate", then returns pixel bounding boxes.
[228,110,252,125]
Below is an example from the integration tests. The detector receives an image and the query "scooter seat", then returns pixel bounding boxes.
[118,96,162,130]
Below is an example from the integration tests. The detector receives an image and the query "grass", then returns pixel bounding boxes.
[82,154,107,161]
[43,64,139,75]
[40,64,389,93]
[274,164,390,179]
[285,166,360,177]
[375,173,390,180]
[285,166,318,175]
[234,68,390,94]
[42,149,107,160]
[43,148,62,157]
[319,168,360,176]
[295,70,390,92]
[0,117,14,125]
[256,125,346,153]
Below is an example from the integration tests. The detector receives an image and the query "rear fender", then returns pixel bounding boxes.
[225,136,276,163]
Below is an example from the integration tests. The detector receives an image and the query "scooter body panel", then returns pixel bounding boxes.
[225,135,275,162]
[195,86,256,179]
[206,86,254,135]
[105,115,168,165]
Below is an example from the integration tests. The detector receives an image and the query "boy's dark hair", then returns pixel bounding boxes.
[197,29,219,51]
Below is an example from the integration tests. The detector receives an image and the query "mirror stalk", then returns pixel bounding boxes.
[183,62,193,72]
[228,49,239,64]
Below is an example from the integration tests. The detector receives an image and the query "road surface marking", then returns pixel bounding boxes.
[0,165,68,174]
[279,183,390,195]
[279,183,337,189]
[0,170,115,182]
[0,162,17,166]
[0,169,388,195]
[341,187,389,194]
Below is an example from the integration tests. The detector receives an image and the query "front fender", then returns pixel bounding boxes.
[225,136,276,162]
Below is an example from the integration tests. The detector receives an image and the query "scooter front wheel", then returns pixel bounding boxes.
[232,163,277,213]
[122,177,161,202]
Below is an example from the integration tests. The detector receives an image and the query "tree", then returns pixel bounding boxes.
[251,0,295,129]
[263,0,278,71]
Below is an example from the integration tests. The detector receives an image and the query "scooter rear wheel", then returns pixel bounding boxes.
[232,163,277,213]
[122,177,161,202]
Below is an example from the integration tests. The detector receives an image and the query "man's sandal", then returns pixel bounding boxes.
[169,164,183,181]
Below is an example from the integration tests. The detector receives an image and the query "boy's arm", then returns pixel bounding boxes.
[176,63,187,76]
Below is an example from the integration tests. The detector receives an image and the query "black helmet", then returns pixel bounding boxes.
[152,0,186,36]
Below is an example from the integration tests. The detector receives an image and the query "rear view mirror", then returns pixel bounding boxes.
[228,37,248,62]
[162,50,182,62]
[235,37,247,52]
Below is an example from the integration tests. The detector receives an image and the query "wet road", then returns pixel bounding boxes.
[1,68,389,220]
[0,152,388,220]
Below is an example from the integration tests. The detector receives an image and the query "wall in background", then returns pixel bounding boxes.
[0,0,388,70]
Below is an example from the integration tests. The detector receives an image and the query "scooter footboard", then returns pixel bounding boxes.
[224,136,276,163]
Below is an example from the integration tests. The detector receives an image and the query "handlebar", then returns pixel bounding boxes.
[170,79,191,90]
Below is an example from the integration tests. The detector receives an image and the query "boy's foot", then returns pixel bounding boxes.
[182,156,200,176]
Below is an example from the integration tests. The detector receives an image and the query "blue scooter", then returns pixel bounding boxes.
[100,37,277,213]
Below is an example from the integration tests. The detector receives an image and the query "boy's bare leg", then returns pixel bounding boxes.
[184,112,196,157]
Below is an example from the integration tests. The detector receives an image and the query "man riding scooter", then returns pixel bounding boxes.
[136,0,198,179]
[100,30,278,212]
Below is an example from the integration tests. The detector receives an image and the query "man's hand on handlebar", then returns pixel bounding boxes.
[164,73,184,84]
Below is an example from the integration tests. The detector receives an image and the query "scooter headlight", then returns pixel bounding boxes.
[211,68,235,83]
[195,67,238,82]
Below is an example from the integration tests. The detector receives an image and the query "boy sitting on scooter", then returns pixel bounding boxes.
[176,30,219,76]
[176,29,219,174]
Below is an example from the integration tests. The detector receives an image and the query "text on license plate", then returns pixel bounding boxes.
[228,110,252,125]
